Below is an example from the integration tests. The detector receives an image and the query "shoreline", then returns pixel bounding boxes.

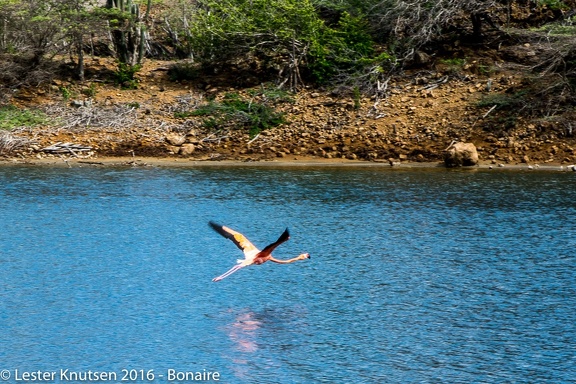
[1,155,573,172]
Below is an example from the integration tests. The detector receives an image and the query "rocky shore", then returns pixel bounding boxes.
[4,58,576,168]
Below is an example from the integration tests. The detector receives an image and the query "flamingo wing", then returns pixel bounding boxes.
[209,221,259,254]
[260,228,290,256]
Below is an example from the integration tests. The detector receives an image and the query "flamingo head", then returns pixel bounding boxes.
[299,253,311,260]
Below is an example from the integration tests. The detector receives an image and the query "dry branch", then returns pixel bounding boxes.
[482,104,498,119]
[41,142,93,154]
[0,131,31,154]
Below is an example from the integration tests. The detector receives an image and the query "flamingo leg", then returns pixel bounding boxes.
[212,264,245,282]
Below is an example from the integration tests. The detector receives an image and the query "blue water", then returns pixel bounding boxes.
[0,164,575,383]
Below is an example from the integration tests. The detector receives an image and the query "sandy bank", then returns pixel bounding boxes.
[2,155,574,172]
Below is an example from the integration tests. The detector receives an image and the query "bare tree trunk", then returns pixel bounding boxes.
[0,17,6,52]
[471,12,483,41]
[137,25,145,64]
[76,36,85,81]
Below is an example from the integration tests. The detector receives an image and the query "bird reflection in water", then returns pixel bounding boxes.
[228,311,262,353]
[224,310,263,381]
[224,306,308,381]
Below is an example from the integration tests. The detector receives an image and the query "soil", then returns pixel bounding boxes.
[5,53,576,168]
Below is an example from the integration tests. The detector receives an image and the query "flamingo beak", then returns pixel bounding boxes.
[306,253,311,259]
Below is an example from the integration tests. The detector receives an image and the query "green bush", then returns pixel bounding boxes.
[0,105,49,130]
[537,0,570,10]
[187,0,323,86]
[182,1,395,91]
[60,87,72,100]
[176,90,286,137]
[477,91,528,111]
[114,62,141,89]
[81,83,98,98]
[308,12,378,83]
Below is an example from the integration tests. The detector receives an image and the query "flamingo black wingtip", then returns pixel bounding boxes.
[208,221,221,230]
[279,228,290,242]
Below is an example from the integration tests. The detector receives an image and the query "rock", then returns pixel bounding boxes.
[167,145,180,154]
[444,142,479,167]
[165,132,186,146]
[180,144,195,155]
[414,51,431,65]
[522,155,530,163]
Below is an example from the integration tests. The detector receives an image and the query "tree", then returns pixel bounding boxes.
[186,0,325,89]
[57,0,103,81]
[0,0,67,87]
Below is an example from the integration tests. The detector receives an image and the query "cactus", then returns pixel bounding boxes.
[106,0,146,66]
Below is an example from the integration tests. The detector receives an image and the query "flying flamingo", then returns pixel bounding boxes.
[209,221,310,282]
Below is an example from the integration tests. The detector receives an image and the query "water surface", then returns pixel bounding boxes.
[1,165,575,383]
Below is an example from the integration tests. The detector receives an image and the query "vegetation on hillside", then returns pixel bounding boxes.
[1,0,576,138]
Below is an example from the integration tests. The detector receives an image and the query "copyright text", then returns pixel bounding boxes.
[0,369,220,382]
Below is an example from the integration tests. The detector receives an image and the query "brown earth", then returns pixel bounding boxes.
[5,55,576,167]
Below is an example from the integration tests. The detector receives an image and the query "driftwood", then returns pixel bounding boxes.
[41,142,93,156]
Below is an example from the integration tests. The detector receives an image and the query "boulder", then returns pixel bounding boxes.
[165,132,186,146]
[180,144,196,156]
[444,142,479,167]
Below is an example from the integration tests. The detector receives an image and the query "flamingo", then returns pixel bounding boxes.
[209,221,310,282]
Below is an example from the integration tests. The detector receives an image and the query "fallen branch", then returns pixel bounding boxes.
[472,104,499,128]
[0,131,31,154]
[78,161,105,165]
[200,132,230,144]
[247,133,260,145]
[41,142,93,154]
[420,76,449,91]
[58,154,71,168]
[482,104,498,119]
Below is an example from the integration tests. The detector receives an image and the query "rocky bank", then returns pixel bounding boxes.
[3,56,576,167]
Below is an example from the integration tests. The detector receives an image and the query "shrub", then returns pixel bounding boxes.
[175,90,287,137]
[114,62,141,89]
[187,0,324,89]
[60,87,73,100]
[537,0,570,10]
[0,105,49,130]
[308,12,378,83]
[81,84,98,98]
